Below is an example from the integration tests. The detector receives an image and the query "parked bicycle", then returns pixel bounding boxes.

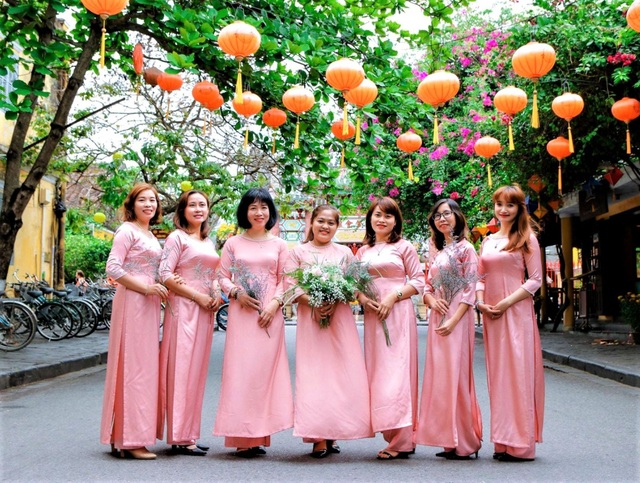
[0,290,37,351]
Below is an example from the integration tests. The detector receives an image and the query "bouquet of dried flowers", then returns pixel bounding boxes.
[431,240,480,327]
[229,256,271,337]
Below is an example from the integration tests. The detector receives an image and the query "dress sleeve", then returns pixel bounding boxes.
[283,247,305,301]
[522,234,542,295]
[158,232,182,283]
[424,239,438,296]
[476,237,488,292]
[402,240,425,293]
[272,239,290,299]
[106,224,134,280]
[459,241,479,306]
[217,238,236,296]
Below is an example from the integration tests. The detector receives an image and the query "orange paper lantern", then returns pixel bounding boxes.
[396,131,422,181]
[611,97,640,154]
[486,217,500,234]
[547,136,572,194]
[193,81,221,134]
[157,73,183,116]
[493,86,528,150]
[133,43,144,75]
[143,66,162,86]
[262,108,287,153]
[232,91,262,148]
[344,78,378,145]
[628,0,640,32]
[282,86,315,148]
[81,0,128,68]
[552,93,584,153]
[217,21,261,103]
[326,58,365,136]
[474,136,501,187]
[512,42,556,128]
[417,70,460,144]
[331,120,356,168]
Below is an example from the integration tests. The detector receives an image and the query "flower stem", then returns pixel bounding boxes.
[381,319,392,346]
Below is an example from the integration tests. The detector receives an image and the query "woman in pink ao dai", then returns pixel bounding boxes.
[100,184,169,460]
[416,199,482,460]
[157,190,220,456]
[356,197,425,460]
[476,185,544,462]
[285,205,372,458]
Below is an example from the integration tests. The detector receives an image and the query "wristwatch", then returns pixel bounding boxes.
[396,289,403,301]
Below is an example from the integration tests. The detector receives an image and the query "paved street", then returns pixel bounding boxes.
[1,325,638,482]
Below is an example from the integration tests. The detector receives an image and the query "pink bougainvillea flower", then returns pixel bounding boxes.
[389,187,400,197]
[386,177,395,186]
[368,194,376,202]
[470,187,479,198]
[450,191,460,200]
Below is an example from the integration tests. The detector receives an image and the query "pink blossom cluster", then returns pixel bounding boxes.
[429,145,449,160]
[431,179,447,196]
[607,52,636,66]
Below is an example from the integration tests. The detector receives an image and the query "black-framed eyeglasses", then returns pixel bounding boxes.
[433,211,453,221]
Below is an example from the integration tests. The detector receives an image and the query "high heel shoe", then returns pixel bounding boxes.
[170,444,207,456]
[310,442,329,459]
[497,453,534,462]
[119,447,157,460]
[327,440,341,454]
[493,452,506,460]
[436,450,455,458]
[250,446,266,455]
[444,450,478,460]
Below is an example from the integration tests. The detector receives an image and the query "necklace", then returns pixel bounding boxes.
[241,232,271,248]
[374,242,387,256]
[134,220,153,237]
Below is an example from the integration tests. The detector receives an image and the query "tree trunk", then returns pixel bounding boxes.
[0,4,100,291]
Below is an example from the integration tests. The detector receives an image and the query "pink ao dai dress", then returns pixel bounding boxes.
[416,239,482,456]
[477,233,544,459]
[285,242,372,442]
[213,235,293,448]
[355,239,425,453]
[100,222,163,449]
[157,229,220,445]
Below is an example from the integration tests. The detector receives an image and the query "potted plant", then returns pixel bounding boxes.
[618,293,640,343]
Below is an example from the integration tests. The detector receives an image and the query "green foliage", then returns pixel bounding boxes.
[64,233,112,282]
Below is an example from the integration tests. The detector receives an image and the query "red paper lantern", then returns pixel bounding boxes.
[344,78,378,145]
[487,217,500,234]
[417,70,460,144]
[603,167,623,187]
[628,0,640,32]
[217,21,261,103]
[331,120,356,168]
[493,86,528,150]
[611,97,640,154]
[157,73,183,117]
[474,136,501,187]
[528,174,546,194]
[263,108,287,154]
[192,81,219,105]
[552,93,584,153]
[396,131,422,181]
[202,94,224,111]
[547,136,572,194]
[232,91,263,148]
[512,42,556,128]
[282,86,316,148]
[133,43,144,75]
[81,0,128,68]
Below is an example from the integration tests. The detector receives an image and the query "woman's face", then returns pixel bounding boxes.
[433,203,456,236]
[311,209,338,245]
[247,199,270,230]
[134,189,158,223]
[184,193,209,230]
[494,196,518,226]
[371,207,396,240]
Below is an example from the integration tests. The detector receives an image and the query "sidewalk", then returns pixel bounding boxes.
[1,322,639,391]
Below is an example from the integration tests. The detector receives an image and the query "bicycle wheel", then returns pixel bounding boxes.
[71,298,99,337]
[62,302,84,338]
[36,302,74,341]
[101,299,112,329]
[0,300,37,351]
[216,304,228,331]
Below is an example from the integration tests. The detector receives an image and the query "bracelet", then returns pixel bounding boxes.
[273,296,284,307]
[475,300,485,310]
[191,292,197,302]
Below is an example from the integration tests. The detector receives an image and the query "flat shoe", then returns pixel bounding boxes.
[327,440,341,454]
[498,453,534,462]
[493,452,506,460]
[250,446,266,455]
[233,448,256,458]
[119,448,157,460]
[376,450,410,460]
[170,445,207,456]
[310,449,329,459]
[444,450,478,460]
[196,443,210,451]
[436,450,455,458]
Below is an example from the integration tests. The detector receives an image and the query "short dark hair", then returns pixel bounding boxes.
[428,198,469,250]
[236,187,279,230]
[304,205,340,243]
[363,197,403,247]
[122,183,162,225]
[173,190,211,239]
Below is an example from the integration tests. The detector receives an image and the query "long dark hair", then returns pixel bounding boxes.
[492,184,538,253]
[236,187,279,230]
[304,205,340,243]
[122,183,162,225]
[428,198,469,251]
[363,197,403,247]
[173,190,211,240]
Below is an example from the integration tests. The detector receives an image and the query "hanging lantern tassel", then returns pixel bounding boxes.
[342,102,349,135]
[487,163,493,188]
[355,113,361,145]
[244,125,249,149]
[340,145,346,168]
[626,124,632,154]
[531,83,539,128]
[558,159,562,195]
[202,113,207,135]
[271,135,277,154]
[294,118,300,149]
[508,120,515,151]
[433,113,440,144]
[408,159,414,181]
[166,95,171,118]
[99,15,108,68]
[568,121,574,153]
[235,61,243,103]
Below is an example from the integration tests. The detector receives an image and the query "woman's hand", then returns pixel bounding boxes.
[237,291,262,312]
[318,301,338,320]
[484,301,507,319]
[376,294,396,321]
[146,283,168,300]
[172,274,187,285]
[431,298,449,316]
[257,299,280,328]
[435,318,457,337]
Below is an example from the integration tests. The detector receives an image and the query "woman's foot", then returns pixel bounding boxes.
[310,441,329,458]
[118,447,157,460]
[327,440,341,454]
[170,444,207,456]
[376,449,410,460]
